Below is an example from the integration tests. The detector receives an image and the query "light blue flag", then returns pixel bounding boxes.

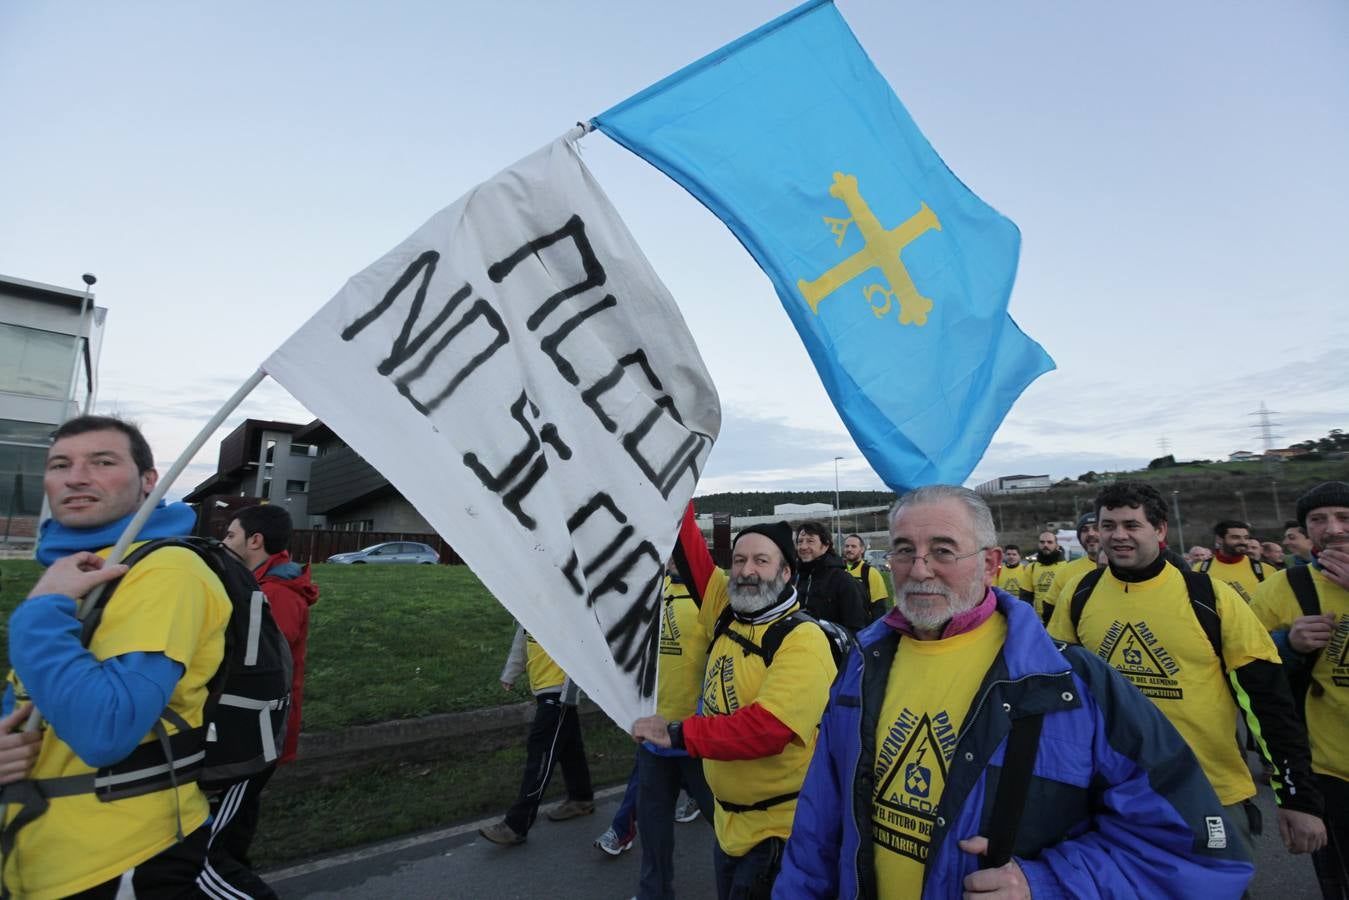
[593,0,1054,490]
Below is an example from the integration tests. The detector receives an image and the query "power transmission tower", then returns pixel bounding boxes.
[1249,402,1282,454]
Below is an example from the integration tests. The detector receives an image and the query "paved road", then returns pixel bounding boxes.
[269,781,1321,899]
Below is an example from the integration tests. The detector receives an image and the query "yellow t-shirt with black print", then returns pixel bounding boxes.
[525,631,567,694]
[1047,565,1280,804]
[873,614,1007,896]
[1027,560,1068,620]
[1251,566,1349,782]
[3,545,230,900]
[657,575,709,721]
[994,563,1026,598]
[1197,556,1264,604]
[698,584,836,856]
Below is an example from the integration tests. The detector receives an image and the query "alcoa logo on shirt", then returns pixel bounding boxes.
[1206,816,1228,849]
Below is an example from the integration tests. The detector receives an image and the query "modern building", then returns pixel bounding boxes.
[1,274,106,549]
[773,501,834,516]
[973,474,1052,496]
[183,419,319,534]
[294,420,435,533]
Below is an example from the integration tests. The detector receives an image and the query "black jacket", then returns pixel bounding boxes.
[795,551,868,631]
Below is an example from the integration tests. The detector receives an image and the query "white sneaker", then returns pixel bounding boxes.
[593,826,634,856]
[674,794,700,823]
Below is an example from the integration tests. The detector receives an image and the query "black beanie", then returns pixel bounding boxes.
[733,521,795,574]
[1297,482,1349,530]
[1077,512,1097,535]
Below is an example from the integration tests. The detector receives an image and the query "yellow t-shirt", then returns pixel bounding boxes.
[1042,556,1101,613]
[657,576,709,721]
[1196,557,1264,604]
[994,563,1026,598]
[1047,565,1279,805]
[1027,560,1069,621]
[846,560,890,607]
[1251,566,1349,782]
[3,544,231,900]
[698,585,836,856]
[873,614,1008,896]
[525,632,567,694]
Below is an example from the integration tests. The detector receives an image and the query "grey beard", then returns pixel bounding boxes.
[895,578,984,632]
[728,568,789,615]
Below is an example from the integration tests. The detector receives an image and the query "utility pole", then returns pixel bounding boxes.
[833,456,843,547]
[1172,491,1186,551]
[1271,480,1282,522]
[1235,490,1250,524]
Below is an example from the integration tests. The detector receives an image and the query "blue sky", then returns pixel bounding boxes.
[2,1,1346,498]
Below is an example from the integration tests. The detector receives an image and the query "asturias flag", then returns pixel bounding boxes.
[594,0,1053,490]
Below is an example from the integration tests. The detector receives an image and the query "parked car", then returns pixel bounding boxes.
[864,548,890,571]
[327,541,440,565]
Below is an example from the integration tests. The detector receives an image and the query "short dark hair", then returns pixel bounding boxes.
[1213,519,1250,538]
[1003,543,1021,553]
[844,533,863,545]
[1095,481,1168,528]
[52,415,154,474]
[1285,521,1307,537]
[233,504,293,555]
[796,521,833,548]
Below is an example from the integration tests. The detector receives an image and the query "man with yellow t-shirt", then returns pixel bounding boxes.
[993,543,1026,598]
[1252,482,1349,897]
[1020,530,1068,623]
[1049,481,1324,859]
[778,485,1254,898]
[842,533,890,621]
[634,519,835,898]
[0,416,238,899]
[481,625,595,845]
[1198,519,1268,603]
[1041,513,1103,616]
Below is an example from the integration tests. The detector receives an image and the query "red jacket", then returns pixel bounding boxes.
[255,550,318,764]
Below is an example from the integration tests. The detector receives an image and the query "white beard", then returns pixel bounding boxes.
[728,567,790,615]
[895,578,984,632]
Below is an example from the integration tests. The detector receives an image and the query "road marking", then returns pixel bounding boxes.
[266,783,629,882]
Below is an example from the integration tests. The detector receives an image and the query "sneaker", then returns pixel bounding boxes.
[479,821,526,846]
[545,798,595,821]
[593,826,634,856]
[675,795,700,823]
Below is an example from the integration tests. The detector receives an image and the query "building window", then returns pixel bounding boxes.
[261,477,273,499]
[0,323,76,400]
[290,443,316,457]
[263,439,277,465]
[286,479,308,494]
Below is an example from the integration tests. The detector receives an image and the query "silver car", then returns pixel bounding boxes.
[327,541,440,565]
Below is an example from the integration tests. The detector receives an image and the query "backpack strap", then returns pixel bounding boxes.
[1178,568,1224,674]
[78,538,173,644]
[671,542,703,610]
[716,790,801,814]
[1252,560,1265,582]
[982,712,1045,869]
[1287,566,1324,696]
[1198,558,1212,573]
[1068,567,1108,635]
[859,562,873,604]
[710,608,805,667]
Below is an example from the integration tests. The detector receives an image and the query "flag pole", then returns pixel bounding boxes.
[76,368,269,618]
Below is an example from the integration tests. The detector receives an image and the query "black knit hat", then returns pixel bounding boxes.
[1297,482,1349,530]
[733,521,795,574]
[1077,512,1097,535]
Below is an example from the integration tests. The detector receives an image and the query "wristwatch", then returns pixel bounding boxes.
[666,719,686,750]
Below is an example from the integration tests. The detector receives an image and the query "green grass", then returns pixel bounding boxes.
[0,561,535,729]
[255,721,636,870]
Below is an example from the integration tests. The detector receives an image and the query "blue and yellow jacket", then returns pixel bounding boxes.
[775,590,1254,899]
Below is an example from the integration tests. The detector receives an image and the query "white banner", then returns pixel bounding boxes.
[263,132,720,727]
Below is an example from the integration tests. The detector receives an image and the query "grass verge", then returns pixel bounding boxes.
[255,720,636,870]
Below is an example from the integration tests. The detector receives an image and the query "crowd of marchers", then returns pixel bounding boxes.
[488,479,1349,900]
[5,413,1349,899]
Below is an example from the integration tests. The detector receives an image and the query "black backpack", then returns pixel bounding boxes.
[709,605,855,671]
[81,537,294,793]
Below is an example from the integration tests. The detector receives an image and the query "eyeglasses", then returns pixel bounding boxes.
[885,546,988,568]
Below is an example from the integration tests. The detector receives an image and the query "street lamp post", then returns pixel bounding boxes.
[1235,490,1249,524]
[830,458,841,550]
[1171,491,1186,552]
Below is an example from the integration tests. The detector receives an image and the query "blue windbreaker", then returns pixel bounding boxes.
[775,590,1254,899]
